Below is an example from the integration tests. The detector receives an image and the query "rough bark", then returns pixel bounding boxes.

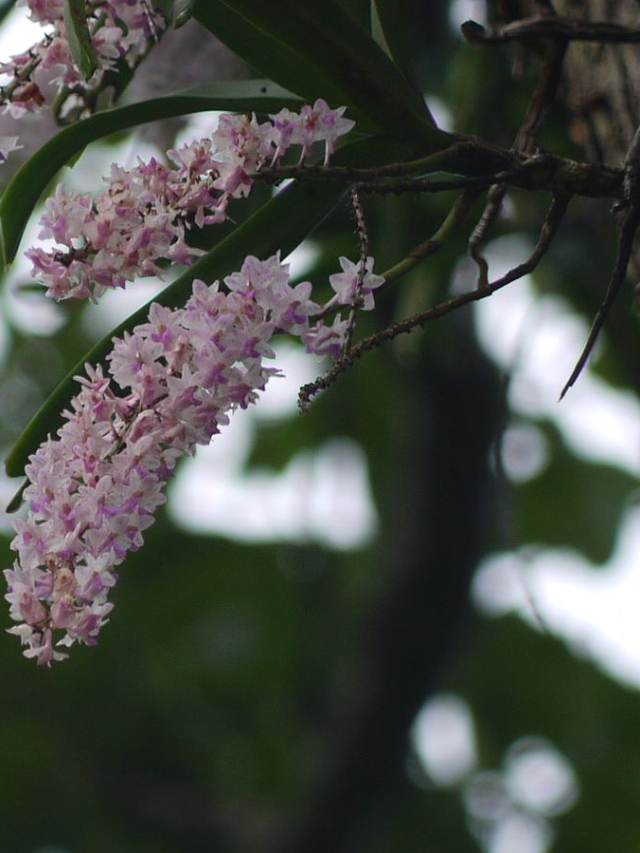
[501,0,640,390]
[516,0,640,165]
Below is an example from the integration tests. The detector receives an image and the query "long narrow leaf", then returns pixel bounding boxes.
[279,0,428,114]
[63,0,99,80]
[192,1,349,110]
[0,80,303,266]
[193,0,447,152]
[335,0,370,31]
[372,0,424,104]
[0,0,18,27]
[5,136,409,479]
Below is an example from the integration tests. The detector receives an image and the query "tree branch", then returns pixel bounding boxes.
[560,204,640,398]
[462,16,640,45]
[300,194,570,409]
[256,141,623,200]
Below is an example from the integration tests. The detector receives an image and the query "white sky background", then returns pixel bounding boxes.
[0,2,640,694]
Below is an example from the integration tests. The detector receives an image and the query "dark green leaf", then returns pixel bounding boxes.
[5,481,26,513]
[372,0,424,104]
[335,0,371,30]
[0,80,303,267]
[193,0,446,151]
[192,0,350,111]
[63,0,99,81]
[0,0,18,28]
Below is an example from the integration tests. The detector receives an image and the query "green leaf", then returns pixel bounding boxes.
[370,3,393,58]
[4,136,409,479]
[372,0,424,105]
[0,80,304,267]
[193,0,447,152]
[0,0,18,28]
[192,1,349,111]
[63,0,99,81]
[5,481,26,514]
[336,0,371,30]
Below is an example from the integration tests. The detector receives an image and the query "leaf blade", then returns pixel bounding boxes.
[372,0,424,104]
[0,0,18,27]
[63,0,99,80]
[193,0,446,151]
[192,0,350,109]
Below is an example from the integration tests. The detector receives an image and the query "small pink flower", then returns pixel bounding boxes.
[329,257,385,310]
[303,315,350,360]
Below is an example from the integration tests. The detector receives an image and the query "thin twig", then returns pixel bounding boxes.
[462,16,640,45]
[254,144,623,200]
[469,184,507,287]
[342,186,370,354]
[299,194,570,409]
[560,205,640,398]
[312,187,482,325]
[256,152,463,184]
[469,20,567,288]
[515,36,567,155]
[378,188,483,291]
[353,157,553,196]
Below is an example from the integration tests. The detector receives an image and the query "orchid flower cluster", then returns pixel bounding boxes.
[4,251,384,665]
[2,0,164,117]
[3,95,385,665]
[0,0,165,163]
[27,100,355,301]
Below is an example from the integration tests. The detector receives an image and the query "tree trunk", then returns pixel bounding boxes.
[512,0,640,166]
[558,1,640,165]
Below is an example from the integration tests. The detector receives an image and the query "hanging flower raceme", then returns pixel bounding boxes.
[4,251,386,666]
[5,91,379,665]
[5,255,298,664]
[26,101,355,301]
